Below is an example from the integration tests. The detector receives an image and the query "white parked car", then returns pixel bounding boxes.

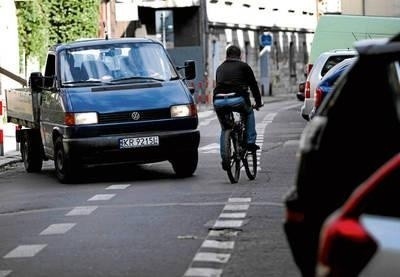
[301,49,357,121]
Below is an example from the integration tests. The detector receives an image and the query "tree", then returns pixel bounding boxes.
[15,0,49,69]
[16,0,100,69]
[45,0,100,45]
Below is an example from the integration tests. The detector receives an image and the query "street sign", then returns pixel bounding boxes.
[259,34,272,47]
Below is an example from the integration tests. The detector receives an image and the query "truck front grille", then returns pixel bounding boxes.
[98,108,171,124]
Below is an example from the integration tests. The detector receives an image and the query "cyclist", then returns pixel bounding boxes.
[213,44,263,170]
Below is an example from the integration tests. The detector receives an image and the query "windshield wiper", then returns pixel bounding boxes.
[63,80,103,85]
[111,76,165,82]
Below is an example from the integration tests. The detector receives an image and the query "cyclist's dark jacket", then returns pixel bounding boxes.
[213,58,262,107]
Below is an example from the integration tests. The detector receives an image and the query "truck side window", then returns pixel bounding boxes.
[44,54,56,87]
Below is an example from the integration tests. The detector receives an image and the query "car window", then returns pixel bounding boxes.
[321,55,355,77]
[392,61,400,120]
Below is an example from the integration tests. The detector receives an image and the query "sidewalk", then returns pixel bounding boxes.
[0,94,296,170]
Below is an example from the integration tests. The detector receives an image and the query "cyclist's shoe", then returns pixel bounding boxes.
[221,161,229,171]
[247,143,260,152]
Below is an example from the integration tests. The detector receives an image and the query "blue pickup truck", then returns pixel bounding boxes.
[6,38,199,183]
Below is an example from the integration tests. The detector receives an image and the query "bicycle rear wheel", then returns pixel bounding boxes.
[243,150,257,180]
[222,130,240,183]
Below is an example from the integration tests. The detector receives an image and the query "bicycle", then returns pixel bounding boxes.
[220,107,258,184]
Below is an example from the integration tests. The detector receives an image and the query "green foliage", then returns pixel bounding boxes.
[16,0,100,68]
[46,0,100,45]
[15,0,48,67]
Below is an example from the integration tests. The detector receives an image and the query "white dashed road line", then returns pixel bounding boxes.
[193,252,231,263]
[213,220,243,229]
[184,267,223,277]
[2,182,131,274]
[3,244,47,258]
[228,197,251,203]
[223,204,249,211]
[208,230,239,237]
[40,223,76,235]
[66,206,98,216]
[106,184,131,190]
[88,194,116,201]
[219,212,246,219]
[201,240,235,249]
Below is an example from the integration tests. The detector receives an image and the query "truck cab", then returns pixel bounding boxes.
[8,38,199,183]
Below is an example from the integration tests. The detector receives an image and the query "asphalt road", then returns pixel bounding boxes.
[0,98,306,277]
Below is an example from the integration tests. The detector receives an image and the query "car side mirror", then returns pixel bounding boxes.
[29,72,43,92]
[184,60,196,80]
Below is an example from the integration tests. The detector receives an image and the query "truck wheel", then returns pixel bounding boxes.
[54,137,77,183]
[21,131,43,173]
[170,149,198,177]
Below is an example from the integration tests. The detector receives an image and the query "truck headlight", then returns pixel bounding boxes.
[65,112,98,126]
[170,104,197,118]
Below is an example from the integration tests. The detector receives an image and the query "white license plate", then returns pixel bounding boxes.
[119,136,159,149]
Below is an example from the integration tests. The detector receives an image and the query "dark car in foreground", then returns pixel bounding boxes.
[317,153,400,277]
[283,35,400,277]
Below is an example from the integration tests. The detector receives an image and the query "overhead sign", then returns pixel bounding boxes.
[259,34,273,47]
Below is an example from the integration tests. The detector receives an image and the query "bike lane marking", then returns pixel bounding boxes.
[183,197,251,277]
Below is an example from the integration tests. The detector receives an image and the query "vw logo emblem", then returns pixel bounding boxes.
[131,112,140,121]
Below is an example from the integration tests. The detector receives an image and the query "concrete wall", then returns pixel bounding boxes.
[342,0,400,16]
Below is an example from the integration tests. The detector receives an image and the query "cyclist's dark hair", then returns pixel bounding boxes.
[226,45,241,59]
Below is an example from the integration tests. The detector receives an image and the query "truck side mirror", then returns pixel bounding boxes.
[29,72,43,92]
[184,60,196,80]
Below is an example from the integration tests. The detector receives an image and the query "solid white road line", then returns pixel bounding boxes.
[3,244,47,258]
[88,194,115,201]
[193,252,231,263]
[40,223,76,235]
[65,206,98,216]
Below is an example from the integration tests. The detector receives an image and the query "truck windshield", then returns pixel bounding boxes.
[60,42,179,86]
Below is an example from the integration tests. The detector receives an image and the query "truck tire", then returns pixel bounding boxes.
[54,137,78,183]
[170,149,198,177]
[21,131,43,173]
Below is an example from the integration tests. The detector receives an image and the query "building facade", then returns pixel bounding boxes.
[101,0,317,106]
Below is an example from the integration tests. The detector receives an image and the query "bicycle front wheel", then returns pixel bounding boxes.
[222,130,240,183]
[243,150,257,180]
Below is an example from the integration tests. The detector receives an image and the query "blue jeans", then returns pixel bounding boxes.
[214,96,256,157]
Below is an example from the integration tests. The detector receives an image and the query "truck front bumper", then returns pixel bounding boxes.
[63,129,200,167]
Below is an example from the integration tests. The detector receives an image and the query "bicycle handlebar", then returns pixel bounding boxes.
[252,103,264,111]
